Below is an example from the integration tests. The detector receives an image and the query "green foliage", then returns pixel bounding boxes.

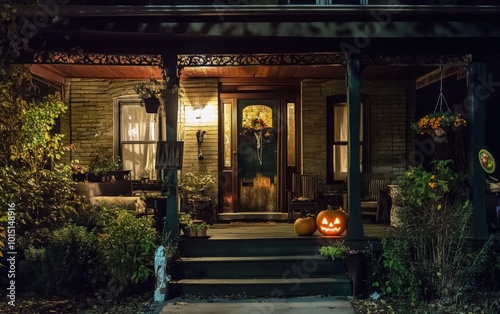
[19,224,97,295]
[97,209,158,295]
[178,172,216,195]
[374,238,421,301]
[373,159,497,305]
[88,155,122,176]
[9,93,67,171]
[0,164,78,234]
[133,77,178,100]
[395,159,461,206]
[319,241,349,260]
[0,65,32,165]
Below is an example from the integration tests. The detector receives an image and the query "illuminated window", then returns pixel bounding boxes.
[327,97,366,183]
[120,103,158,180]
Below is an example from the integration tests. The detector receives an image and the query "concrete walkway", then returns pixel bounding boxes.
[155,296,355,314]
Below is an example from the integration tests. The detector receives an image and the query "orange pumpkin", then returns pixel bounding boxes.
[316,208,347,235]
[294,217,317,236]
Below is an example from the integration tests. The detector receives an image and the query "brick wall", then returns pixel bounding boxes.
[178,79,219,176]
[301,79,413,180]
[61,78,156,166]
[61,77,411,186]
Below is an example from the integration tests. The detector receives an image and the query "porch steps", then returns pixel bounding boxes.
[169,237,352,298]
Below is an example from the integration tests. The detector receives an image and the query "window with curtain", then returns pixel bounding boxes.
[327,101,364,182]
[120,103,158,180]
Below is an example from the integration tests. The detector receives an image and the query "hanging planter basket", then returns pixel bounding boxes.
[432,127,448,143]
[143,96,161,113]
[411,67,466,143]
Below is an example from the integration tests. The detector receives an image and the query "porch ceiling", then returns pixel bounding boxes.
[29,63,436,84]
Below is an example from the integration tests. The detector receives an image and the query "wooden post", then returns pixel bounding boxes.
[469,60,488,238]
[346,55,364,239]
[163,53,180,241]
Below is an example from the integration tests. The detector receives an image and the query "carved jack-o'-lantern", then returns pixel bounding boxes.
[316,208,347,235]
[294,217,317,236]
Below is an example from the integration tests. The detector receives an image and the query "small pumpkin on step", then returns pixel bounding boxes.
[294,216,317,236]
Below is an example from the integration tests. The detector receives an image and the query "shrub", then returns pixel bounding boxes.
[19,224,97,295]
[375,159,496,305]
[0,164,77,235]
[97,209,158,295]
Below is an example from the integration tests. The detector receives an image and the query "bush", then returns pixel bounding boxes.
[19,224,97,295]
[0,164,78,235]
[374,159,496,305]
[97,209,158,295]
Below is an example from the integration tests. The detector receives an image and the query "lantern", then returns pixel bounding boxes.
[316,207,347,236]
[294,217,317,236]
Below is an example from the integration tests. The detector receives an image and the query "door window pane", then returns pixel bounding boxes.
[223,102,232,168]
[287,102,296,167]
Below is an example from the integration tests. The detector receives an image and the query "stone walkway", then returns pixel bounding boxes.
[154,296,355,314]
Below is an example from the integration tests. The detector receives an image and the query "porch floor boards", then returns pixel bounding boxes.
[204,221,393,240]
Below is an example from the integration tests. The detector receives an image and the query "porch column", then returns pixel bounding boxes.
[468,60,488,238]
[346,55,364,239]
[163,53,180,241]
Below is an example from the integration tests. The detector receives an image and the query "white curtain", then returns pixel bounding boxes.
[333,106,349,179]
[332,104,363,181]
[121,104,157,180]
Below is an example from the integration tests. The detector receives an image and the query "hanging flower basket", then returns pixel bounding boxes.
[144,96,161,113]
[411,111,466,143]
[412,67,467,143]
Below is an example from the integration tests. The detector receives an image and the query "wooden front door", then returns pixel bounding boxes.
[220,98,283,213]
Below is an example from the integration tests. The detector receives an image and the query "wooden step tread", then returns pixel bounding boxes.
[173,277,349,285]
[178,255,331,262]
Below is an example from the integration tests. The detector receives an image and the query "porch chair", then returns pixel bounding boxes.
[360,174,392,222]
[287,173,318,223]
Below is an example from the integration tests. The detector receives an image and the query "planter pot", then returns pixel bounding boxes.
[196,227,208,237]
[144,96,161,113]
[344,253,367,297]
[148,197,167,235]
[72,173,87,182]
[188,227,197,237]
[88,173,104,182]
[107,170,131,181]
[179,223,189,236]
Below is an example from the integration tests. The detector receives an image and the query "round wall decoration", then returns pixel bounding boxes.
[478,148,496,174]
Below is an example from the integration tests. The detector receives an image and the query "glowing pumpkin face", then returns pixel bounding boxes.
[316,208,347,235]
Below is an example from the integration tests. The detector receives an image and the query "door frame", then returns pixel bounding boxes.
[219,91,300,215]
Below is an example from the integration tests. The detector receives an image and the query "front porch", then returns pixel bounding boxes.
[170,221,390,298]
[193,220,392,239]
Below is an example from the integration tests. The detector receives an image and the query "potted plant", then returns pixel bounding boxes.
[178,172,216,218]
[319,240,368,297]
[134,77,178,114]
[195,222,210,237]
[178,214,207,237]
[178,213,194,236]
[411,111,466,143]
[71,159,88,182]
[140,169,150,183]
[88,155,129,182]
